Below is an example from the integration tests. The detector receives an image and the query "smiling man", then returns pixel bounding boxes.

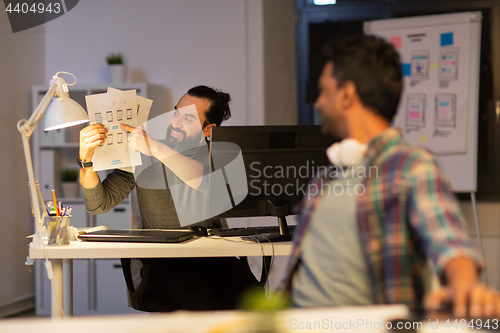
[166,104,207,151]
[284,35,500,318]
[78,86,261,312]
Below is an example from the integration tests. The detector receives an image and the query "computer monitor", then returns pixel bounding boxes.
[209,125,338,241]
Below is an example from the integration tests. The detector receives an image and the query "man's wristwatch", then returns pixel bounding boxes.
[77,156,93,168]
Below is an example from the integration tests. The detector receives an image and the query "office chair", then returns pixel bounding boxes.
[121,257,157,311]
[121,255,271,312]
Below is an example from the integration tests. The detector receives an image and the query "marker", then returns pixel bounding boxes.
[52,190,60,216]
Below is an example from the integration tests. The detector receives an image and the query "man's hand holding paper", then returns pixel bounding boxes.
[79,124,108,162]
[84,88,152,171]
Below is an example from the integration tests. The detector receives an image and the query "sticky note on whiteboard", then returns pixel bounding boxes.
[440,32,453,46]
[390,36,402,49]
[402,63,411,76]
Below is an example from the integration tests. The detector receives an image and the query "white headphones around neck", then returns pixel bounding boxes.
[326,138,367,167]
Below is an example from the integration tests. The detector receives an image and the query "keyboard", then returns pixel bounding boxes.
[208,225,296,237]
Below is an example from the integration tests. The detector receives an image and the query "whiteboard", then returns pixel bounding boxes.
[364,12,482,192]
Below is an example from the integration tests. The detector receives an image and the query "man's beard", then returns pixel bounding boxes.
[166,125,205,152]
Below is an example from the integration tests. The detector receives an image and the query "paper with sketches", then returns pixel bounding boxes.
[85,89,145,171]
[107,88,153,173]
[107,88,152,126]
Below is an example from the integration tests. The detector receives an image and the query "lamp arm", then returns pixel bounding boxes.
[19,129,44,245]
[17,83,58,246]
[20,84,58,137]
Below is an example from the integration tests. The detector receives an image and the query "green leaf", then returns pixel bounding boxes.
[106,52,124,65]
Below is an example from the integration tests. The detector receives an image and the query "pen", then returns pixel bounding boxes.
[52,190,60,216]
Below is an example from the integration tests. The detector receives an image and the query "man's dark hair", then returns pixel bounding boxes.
[187,85,231,127]
[323,35,402,122]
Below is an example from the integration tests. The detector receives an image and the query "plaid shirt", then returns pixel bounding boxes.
[283,128,484,307]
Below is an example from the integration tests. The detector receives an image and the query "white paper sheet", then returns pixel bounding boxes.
[107,87,152,126]
[106,88,153,173]
[85,88,148,171]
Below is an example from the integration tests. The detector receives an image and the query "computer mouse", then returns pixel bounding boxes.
[189,226,208,237]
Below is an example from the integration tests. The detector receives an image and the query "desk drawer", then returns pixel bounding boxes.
[95,259,139,314]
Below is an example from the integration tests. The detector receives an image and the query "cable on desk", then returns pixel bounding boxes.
[204,235,275,292]
[259,234,275,290]
[243,236,268,290]
[239,235,275,293]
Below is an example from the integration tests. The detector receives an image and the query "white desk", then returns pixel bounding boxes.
[0,305,411,333]
[28,236,293,318]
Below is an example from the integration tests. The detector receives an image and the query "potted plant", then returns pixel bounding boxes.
[61,168,79,198]
[106,52,127,83]
[238,287,290,332]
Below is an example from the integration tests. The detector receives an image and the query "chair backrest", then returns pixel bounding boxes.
[121,258,152,311]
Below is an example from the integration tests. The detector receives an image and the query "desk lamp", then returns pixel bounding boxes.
[18,72,89,247]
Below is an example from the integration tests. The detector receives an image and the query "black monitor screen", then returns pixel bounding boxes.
[209,125,338,220]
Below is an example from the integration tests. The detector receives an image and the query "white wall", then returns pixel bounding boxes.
[263,0,297,125]
[43,0,265,126]
[0,9,45,315]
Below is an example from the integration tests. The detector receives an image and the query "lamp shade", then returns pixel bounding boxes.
[44,93,89,131]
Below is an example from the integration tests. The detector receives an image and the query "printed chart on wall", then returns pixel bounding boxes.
[369,18,471,153]
[365,12,482,192]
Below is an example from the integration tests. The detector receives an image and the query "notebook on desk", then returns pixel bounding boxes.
[78,229,196,243]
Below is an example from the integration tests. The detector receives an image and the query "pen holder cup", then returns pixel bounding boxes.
[45,215,71,245]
